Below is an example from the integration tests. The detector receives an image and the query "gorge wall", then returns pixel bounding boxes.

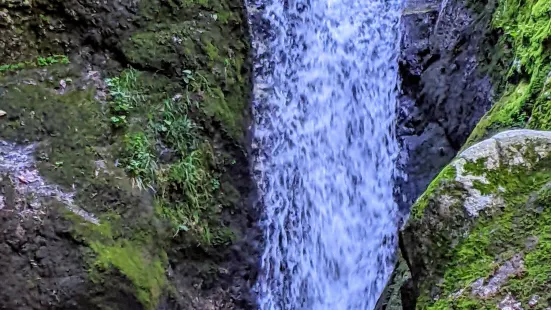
[391,0,551,308]
[3,0,551,308]
[396,0,498,213]
[0,0,258,309]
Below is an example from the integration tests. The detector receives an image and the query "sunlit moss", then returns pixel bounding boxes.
[463,0,551,149]
[410,165,458,219]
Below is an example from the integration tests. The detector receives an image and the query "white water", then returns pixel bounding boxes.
[247,0,403,308]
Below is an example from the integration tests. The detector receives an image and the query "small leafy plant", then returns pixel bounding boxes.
[106,69,142,127]
[0,55,70,73]
[121,132,158,189]
[182,69,195,84]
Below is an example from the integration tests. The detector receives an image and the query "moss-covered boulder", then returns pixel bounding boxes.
[402,129,551,309]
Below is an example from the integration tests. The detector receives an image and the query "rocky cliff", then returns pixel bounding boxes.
[0,0,257,309]
[395,0,551,308]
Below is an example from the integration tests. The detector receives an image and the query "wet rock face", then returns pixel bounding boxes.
[0,199,141,310]
[0,0,137,66]
[396,0,495,212]
[0,0,257,307]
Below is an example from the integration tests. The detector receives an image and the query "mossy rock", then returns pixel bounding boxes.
[463,0,551,149]
[403,130,551,309]
[120,0,251,140]
[0,63,172,309]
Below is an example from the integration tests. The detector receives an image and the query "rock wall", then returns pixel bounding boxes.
[396,0,498,212]
[0,0,258,309]
[398,0,551,307]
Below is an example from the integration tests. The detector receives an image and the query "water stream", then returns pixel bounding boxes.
[247,0,404,308]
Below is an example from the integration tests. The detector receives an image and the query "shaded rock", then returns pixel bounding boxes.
[396,0,497,212]
[376,254,412,310]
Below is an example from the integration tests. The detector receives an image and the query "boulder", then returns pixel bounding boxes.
[402,129,551,308]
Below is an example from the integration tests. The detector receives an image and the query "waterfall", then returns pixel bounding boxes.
[247,0,404,308]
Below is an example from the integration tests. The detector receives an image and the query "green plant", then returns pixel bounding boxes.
[106,69,143,127]
[181,69,195,84]
[0,55,70,73]
[121,132,157,189]
[191,72,216,98]
[160,99,200,151]
[167,150,210,205]
[103,68,238,247]
[211,178,220,191]
[110,115,127,125]
[37,55,69,66]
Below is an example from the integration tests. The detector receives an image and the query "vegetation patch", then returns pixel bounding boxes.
[68,212,168,310]
[463,0,551,147]
[0,0,252,306]
[410,164,458,219]
[0,67,170,309]
[0,55,70,73]
[105,68,237,247]
[121,0,250,139]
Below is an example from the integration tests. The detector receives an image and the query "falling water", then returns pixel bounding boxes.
[247,0,403,308]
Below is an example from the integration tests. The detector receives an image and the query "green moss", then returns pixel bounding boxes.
[122,25,247,138]
[411,165,458,219]
[492,0,551,76]
[0,55,69,73]
[462,157,487,175]
[216,11,232,24]
[465,83,530,147]
[504,185,551,306]
[0,77,110,190]
[464,0,551,147]
[203,41,220,62]
[91,240,167,309]
[527,69,551,130]
[0,68,172,308]
[121,0,250,140]
[0,85,103,144]
[68,211,168,310]
[122,30,183,69]
[202,86,245,138]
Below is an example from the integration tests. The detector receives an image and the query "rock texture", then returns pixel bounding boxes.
[402,129,551,308]
[395,0,551,306]
[0,0,257,309]
[396,0,498,212]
